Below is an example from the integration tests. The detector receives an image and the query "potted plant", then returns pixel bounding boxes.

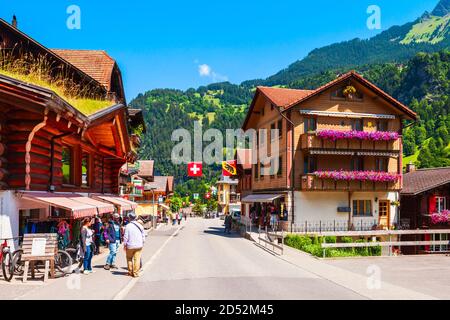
[343,85,357,99]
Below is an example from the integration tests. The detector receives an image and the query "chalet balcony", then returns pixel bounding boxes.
[300,132,401,153]
[301,173,401,192]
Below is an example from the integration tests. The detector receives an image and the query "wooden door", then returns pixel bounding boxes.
[378,200,390,227]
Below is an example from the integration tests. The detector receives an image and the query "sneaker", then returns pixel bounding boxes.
[104,264,110,270]
[83,270,90,275]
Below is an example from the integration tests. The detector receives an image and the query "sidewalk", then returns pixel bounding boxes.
[0,223,181,300]
[245,233,437,300]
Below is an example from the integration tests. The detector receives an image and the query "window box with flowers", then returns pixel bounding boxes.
[313,170,401,183]
[430,210,450,225]
[316,130,399,142]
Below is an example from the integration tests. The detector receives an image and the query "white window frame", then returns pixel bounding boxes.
[437,196,447,213]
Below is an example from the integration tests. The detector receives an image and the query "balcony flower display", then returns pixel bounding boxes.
[313,170,400,182]
[430,210,450,225]
[316,130,399,142]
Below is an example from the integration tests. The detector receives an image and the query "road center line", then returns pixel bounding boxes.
[113,225,182,300]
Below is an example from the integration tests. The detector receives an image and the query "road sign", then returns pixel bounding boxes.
[193,193,199,200]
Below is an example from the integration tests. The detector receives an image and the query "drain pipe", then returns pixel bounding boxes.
[49,132,74,191]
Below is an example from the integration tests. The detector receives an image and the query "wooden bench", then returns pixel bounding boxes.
[21,233,57,283]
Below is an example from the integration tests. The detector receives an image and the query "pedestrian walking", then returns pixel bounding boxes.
[104,213,121,270]
[93,217,102,255]
[224,212,232,234]
[177,212,182,225]
[184,211,187,221]
[172,212,176,226]
[123,212,146,278]
[81,218,94,275]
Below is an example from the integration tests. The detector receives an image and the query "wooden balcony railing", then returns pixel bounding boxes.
[300,133,401,152]
[301,174,401,191]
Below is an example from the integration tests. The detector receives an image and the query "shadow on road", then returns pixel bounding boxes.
[203,227,241,238]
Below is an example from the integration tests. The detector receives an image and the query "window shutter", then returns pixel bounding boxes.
[428,195,437,214]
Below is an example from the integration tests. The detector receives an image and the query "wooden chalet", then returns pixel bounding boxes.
[0,17,144,247]
[401,165,450,254]
[241,71,417,231]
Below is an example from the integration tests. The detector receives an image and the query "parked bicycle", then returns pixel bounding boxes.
[12,234,73,279]
[1,239,14,282]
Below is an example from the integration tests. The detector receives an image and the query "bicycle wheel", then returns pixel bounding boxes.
[53,250,73,278]
[12,249,24,276]
[2,250,14,282]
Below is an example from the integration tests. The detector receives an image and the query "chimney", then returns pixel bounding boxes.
[12,15,17,28]
[406,162,416,173]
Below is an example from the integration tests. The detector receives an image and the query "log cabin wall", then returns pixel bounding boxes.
[3,106,125,194]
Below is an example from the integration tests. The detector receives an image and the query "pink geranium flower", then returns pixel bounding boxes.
[313,170,400,182]
[316,130,399,142]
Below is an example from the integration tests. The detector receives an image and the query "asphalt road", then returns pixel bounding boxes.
[4,217,442,300]
[123,218,363,300]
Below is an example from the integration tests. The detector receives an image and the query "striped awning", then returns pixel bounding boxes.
[310,149,354,156]
[241,194,284,203]
[299,110,396,119]
[21,192,97,219]
[356,151,399,157]
[94,196,138,211]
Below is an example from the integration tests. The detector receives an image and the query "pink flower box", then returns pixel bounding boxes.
[313,170,400,182]
[431,210,450,225]
[316,130,399,142]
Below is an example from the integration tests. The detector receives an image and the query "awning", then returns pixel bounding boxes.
[70,196,115,215]
[159,204,170,210]
[241,194,285,203]
[21,192,97,219]
[94,196,138,211]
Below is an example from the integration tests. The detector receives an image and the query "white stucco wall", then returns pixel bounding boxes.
[293,191,399,229]
[0,191,48,251]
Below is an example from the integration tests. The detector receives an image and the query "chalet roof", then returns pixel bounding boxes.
[242,71,417,130]
[137,160,154,178]
[282,71,417,120]
[401,167,450,196]
[0,19,106,94]
[236,148,253,170]
[257,86,313,108]
[51,49,116,91]
[128,108,147,133]
[144,176,168,192]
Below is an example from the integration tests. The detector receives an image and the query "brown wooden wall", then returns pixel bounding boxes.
[2,106,125,194]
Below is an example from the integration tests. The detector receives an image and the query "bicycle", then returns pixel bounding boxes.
[12,235,73,279]
[1,239,14,282]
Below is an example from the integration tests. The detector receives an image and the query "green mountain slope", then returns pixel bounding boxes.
[130,0,450,187]
[249,0,450,87]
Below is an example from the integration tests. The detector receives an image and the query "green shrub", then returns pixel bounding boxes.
[354,239,369,256]
[369,245,382,256]
[340,236,353,243]
[324,236,337,243]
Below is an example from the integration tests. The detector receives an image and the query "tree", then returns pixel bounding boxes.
[192,200,204,216]
[170,196,183,213]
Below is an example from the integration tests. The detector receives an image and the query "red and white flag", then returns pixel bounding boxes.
[188,162,203,177]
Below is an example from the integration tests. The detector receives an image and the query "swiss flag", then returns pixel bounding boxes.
[188,162,203,177]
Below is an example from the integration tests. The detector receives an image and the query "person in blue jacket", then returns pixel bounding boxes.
[104,213,122,270]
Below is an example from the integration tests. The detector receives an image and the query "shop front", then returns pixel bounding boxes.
[241,193,289,231]
[15,192,116,250]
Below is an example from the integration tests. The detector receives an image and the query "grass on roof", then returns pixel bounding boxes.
[0,53,113,116]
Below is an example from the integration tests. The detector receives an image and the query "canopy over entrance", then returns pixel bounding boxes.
[21,192,98,219]
[241,194,285,203]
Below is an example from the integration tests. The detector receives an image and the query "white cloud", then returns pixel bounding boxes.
[198,64,211,77]
[197,63,228,82]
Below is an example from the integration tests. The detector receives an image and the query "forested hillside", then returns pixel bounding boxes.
[129,0,450,188]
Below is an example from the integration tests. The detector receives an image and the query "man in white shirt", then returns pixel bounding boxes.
[123,212,145,277]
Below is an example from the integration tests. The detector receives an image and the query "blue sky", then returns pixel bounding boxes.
[0,0,439,100]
